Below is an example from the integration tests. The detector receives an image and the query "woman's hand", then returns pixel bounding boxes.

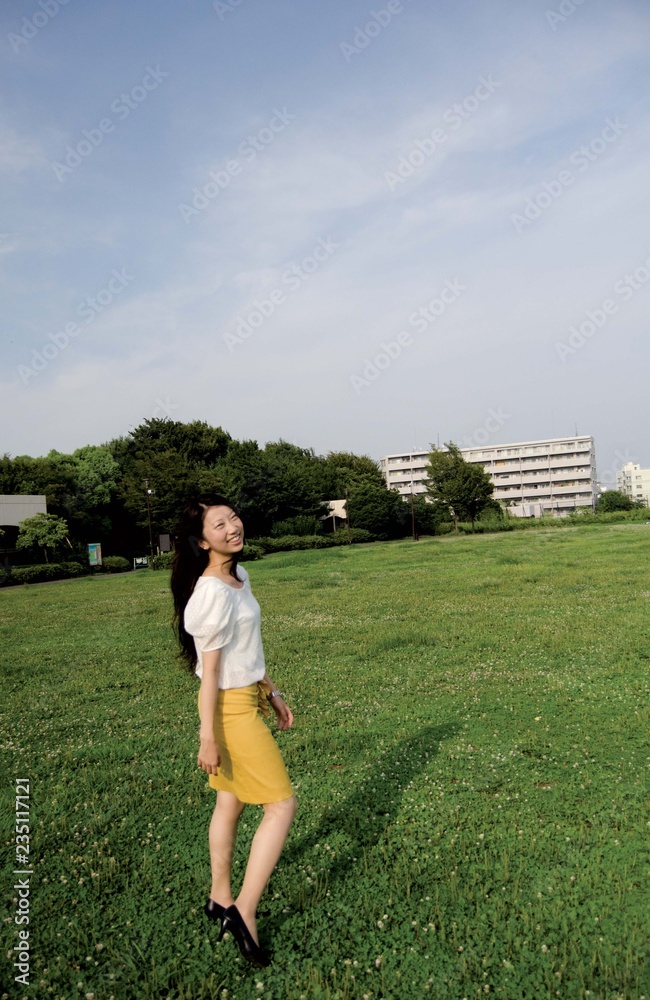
[271,696,293,731]
[198,736,221,774]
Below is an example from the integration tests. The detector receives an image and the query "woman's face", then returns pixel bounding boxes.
[200,505,245,556]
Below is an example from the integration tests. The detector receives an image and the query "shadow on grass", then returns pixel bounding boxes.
[267,721,457,927]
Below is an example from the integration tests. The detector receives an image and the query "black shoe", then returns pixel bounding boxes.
[220,904,271,967]
[204,898,226,926]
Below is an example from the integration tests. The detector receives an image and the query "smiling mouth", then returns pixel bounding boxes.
[228,533,243,543]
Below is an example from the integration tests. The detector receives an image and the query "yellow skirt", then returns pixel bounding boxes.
[197,683,293,804]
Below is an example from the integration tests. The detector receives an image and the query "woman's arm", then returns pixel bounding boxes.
[197,648,222,774]
[262,670,294,731]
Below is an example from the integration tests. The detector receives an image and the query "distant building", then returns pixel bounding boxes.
[0,495,48,563]
[0,495,47,526]
[616,462,650,507]
[380,436,598,517]
[320,499,348,532]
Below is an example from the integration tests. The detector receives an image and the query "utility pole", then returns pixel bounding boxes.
[410,484,418,540]
[345,485,352,545]
[143,478,156,570]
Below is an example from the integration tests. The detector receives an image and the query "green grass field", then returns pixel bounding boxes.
[1,524,649,1000]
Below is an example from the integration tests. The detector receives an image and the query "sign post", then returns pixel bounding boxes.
[87,543,102,567]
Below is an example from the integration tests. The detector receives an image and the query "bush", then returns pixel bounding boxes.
[440,510,650,536]
[10,563,67,585]
[59,561,84,577]
[12,564,60,584]
[254,535,327,553]
[101,556,131,573]
[456,521,514,534]
[568,509,648,525]
[240,543,264,561]
[330,528,377,545]
[254,529,378,553]
[273,535,329,551]
[156,545,263,567]
[270,516,322,537]
[506,516,567,530]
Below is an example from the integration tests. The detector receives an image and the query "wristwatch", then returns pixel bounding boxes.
[267,689,282,701]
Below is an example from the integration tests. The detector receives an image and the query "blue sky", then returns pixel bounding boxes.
[2,0,649,482]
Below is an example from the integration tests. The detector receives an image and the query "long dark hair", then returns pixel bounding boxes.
[171,494,242,672]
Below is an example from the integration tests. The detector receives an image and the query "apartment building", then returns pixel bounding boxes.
[380,436,598,517]
[616,461,650,507]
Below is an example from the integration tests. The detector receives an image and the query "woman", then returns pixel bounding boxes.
[171,494,297,968]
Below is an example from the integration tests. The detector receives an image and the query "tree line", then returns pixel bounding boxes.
[5,421,638,567]
[0,419,452,562]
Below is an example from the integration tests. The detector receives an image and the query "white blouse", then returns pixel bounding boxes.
[183,565,266,688]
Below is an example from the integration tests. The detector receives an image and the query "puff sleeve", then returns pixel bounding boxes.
[184,582,236,650]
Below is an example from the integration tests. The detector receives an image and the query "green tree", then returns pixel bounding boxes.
[109,419,232,548]
[410,493,448,535]
[425,442,494,532]
[110,418,231,468]
[0,452,77,518]
[347,482,407,537]
[16,513,70,563]
[214,439,324,537]
[73,446,120,507]
[316,451,385,497]
[596,490,641,512]
[66,445,121,541]
[478,497,508,520]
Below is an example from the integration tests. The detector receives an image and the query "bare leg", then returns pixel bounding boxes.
[235,795,297,943]
[209,790,246,907]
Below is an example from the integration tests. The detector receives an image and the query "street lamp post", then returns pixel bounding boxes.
[410,484,418,540]
[143,478,156,570]
[344,485,352,545]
